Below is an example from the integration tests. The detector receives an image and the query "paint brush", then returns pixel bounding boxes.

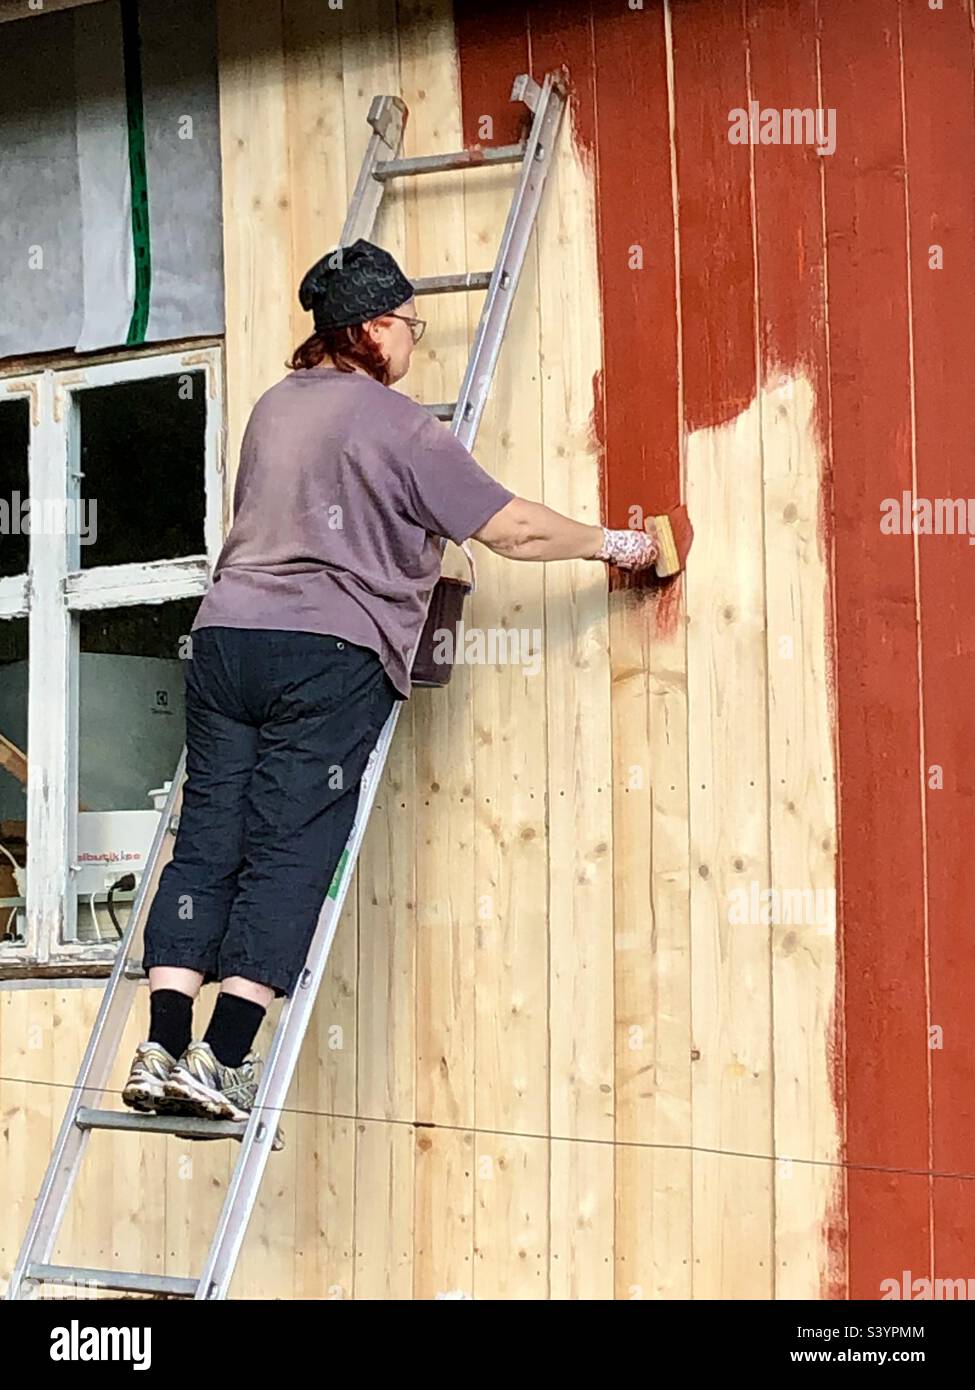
[647,503,693,578]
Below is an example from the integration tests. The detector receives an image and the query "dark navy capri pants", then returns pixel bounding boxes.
[142,626,399,999]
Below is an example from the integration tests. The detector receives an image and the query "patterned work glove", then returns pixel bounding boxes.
[594,525,659,571]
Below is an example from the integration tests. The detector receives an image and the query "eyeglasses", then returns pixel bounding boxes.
[385,313,426,344]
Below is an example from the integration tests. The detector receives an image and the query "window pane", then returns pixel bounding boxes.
[72,597,198,945]
[0,397,30,578]
[77,373,207,569]
[0,617,29,946]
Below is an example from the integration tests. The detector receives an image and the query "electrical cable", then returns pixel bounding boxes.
[0,1067,972,1186]
[107,873,136,939]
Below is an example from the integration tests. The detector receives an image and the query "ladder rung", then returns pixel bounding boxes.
[25,1263,198,1298]
[373,143,525,179]
[422,402,457,421]
[123,960,146,980]
[411,271,492,296]
[77,1106,247,1142]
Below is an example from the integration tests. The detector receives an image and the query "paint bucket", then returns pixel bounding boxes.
[410,575,472,688]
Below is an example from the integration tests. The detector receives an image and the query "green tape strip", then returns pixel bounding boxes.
[121,0,151,344]
[326,846,351,901]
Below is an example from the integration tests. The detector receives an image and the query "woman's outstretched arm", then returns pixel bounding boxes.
[473,497,658,569]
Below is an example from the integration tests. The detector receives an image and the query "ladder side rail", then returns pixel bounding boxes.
[339,95,407,247]
[6,760,186,1299]
[451,72,567,449]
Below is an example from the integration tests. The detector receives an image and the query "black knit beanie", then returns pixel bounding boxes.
[298,238,415,332]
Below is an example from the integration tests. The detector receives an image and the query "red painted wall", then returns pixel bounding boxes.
[454,0,975,1297]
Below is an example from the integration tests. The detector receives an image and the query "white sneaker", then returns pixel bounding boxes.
[164,1040,285,1151]
[121,1040,179,1113]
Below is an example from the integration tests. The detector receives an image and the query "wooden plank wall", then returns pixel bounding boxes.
[0,0,836,1301]
[7,0,971,1300]
[823,0,975,1296]
[455,0,842,1299]
[902,0,975,1292]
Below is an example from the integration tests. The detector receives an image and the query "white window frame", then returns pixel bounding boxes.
[0,344,225,968]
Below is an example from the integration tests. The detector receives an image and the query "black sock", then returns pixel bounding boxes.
[203,992,266,1068]
[148,988,194,1060]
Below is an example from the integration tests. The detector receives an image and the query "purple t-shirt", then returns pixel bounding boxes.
[191,367,514,697]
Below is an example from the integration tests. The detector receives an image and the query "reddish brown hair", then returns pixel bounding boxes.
[287,323,391,385]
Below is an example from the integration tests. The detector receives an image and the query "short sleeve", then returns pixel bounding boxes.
[401,413,515,544]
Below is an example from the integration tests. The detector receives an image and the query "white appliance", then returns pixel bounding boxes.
[75,809,163,896]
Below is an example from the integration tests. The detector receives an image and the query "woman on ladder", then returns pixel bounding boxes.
[122,239,691,1146]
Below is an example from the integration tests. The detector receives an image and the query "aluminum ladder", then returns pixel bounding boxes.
[6,67,567,1302]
